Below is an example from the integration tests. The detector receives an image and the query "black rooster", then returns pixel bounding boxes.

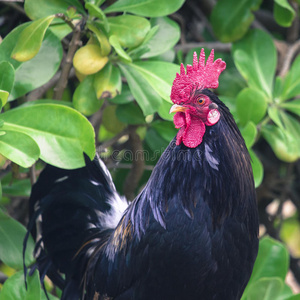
[25,49,259,300]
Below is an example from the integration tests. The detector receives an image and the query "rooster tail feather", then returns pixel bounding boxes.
[24,154,128,297]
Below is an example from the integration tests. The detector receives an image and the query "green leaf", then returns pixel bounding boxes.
[274,76,284,101]
[0,91,9,109]
[262,124,299,162]
[116,102,146,124]
[118,63,162,115]
[220,96,238,121]
[85,3,109,32]
[0,26,63,101]
[98,125,115,143]
[233,29,276,98]
[104,0,185,17]
[0,23,27,69]
[130,25,159,58]
[284,295,300,300]
[94,62,122,99]
[145,127,169,152]
[109,84,134,104]
[151,120,176,142]
[268,106,285,130]
[218,68,247,98]
[211,0,262,43]
[49,21,73,40]
[141,17,180,58]
[0,209,35,269]
[1,102,95,169]
[87,22,111,56]
[0,62,15,101]
[109,36,132,62]
[243,277,284,300]
[2,178,31,197]
[274,0,296,27]
[0,130,40,168]
[0,270,54,300]
[249,149,263,188]
[279,110,300,148]
[107,15,151,48]
[0,37,15,103]
[281,55,300,101]
[158,100,173,121]
[11,15,55,62]
[102,105,126,133]
[240,121,257,148]
[246,237,289,288]
[236,88,268,125]
[25,0,85,20]
[278,284,294,300]
[280,99,300,116]
[280,217,300,258]
[129,61,179,102]
[73,75,103,116]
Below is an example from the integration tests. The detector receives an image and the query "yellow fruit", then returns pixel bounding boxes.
[73,44,108,75]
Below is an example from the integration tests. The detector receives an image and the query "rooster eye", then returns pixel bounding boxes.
[197,97,205,105]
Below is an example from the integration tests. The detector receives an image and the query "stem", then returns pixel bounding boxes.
[53,19,83,100]
[279,39,300,77]
[174,42,231,53]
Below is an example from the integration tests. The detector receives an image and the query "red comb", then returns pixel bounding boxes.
[170,49,226,104]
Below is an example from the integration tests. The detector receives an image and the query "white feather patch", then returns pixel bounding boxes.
[99,195,128,229]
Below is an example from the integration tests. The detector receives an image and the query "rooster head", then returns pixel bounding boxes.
[170,49,226,148]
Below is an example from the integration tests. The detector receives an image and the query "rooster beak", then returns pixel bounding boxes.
[169,104,188,114]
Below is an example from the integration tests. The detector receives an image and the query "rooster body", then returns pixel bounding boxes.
[26,51,259,300]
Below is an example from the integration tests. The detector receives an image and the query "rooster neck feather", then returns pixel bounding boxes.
[127,91,257,238]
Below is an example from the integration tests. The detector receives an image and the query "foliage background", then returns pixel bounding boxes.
[0,0,300,299]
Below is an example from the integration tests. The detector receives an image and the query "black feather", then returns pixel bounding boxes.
[25,93,259,300]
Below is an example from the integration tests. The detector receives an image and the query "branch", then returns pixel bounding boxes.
[53,20,83,100]
[29,164,36,186]
[55,13,76,31]
[3,2,26,15]
[122,126,145,201]
[98,127,130,151]
[192,0,216,15]
[187,0,215,39]
[90,100,109,142]
[287,2,299,43]
[279,39,300,77]
[0,272,8,284]
[290,256,300,285]
[174,42,231,53]
[107,162,154,171]
[171,13,187,44]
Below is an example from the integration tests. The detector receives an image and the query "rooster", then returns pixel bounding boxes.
[25,49,259,300]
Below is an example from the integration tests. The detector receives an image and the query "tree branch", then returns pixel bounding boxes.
[287,2,299,43]
[53,20,83,100]
[187,0,215,39]
[279,39,300,77]
[0,272,8,284]
[174,42,231,53]
[3,2,26,15]
[98,127,130,151]
[107,162,154,171]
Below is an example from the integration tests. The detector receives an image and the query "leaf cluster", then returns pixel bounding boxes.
[0,0,300,298]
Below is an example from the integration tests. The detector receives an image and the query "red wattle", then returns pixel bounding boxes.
[174,112,186,128]
[182,117,205,148]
